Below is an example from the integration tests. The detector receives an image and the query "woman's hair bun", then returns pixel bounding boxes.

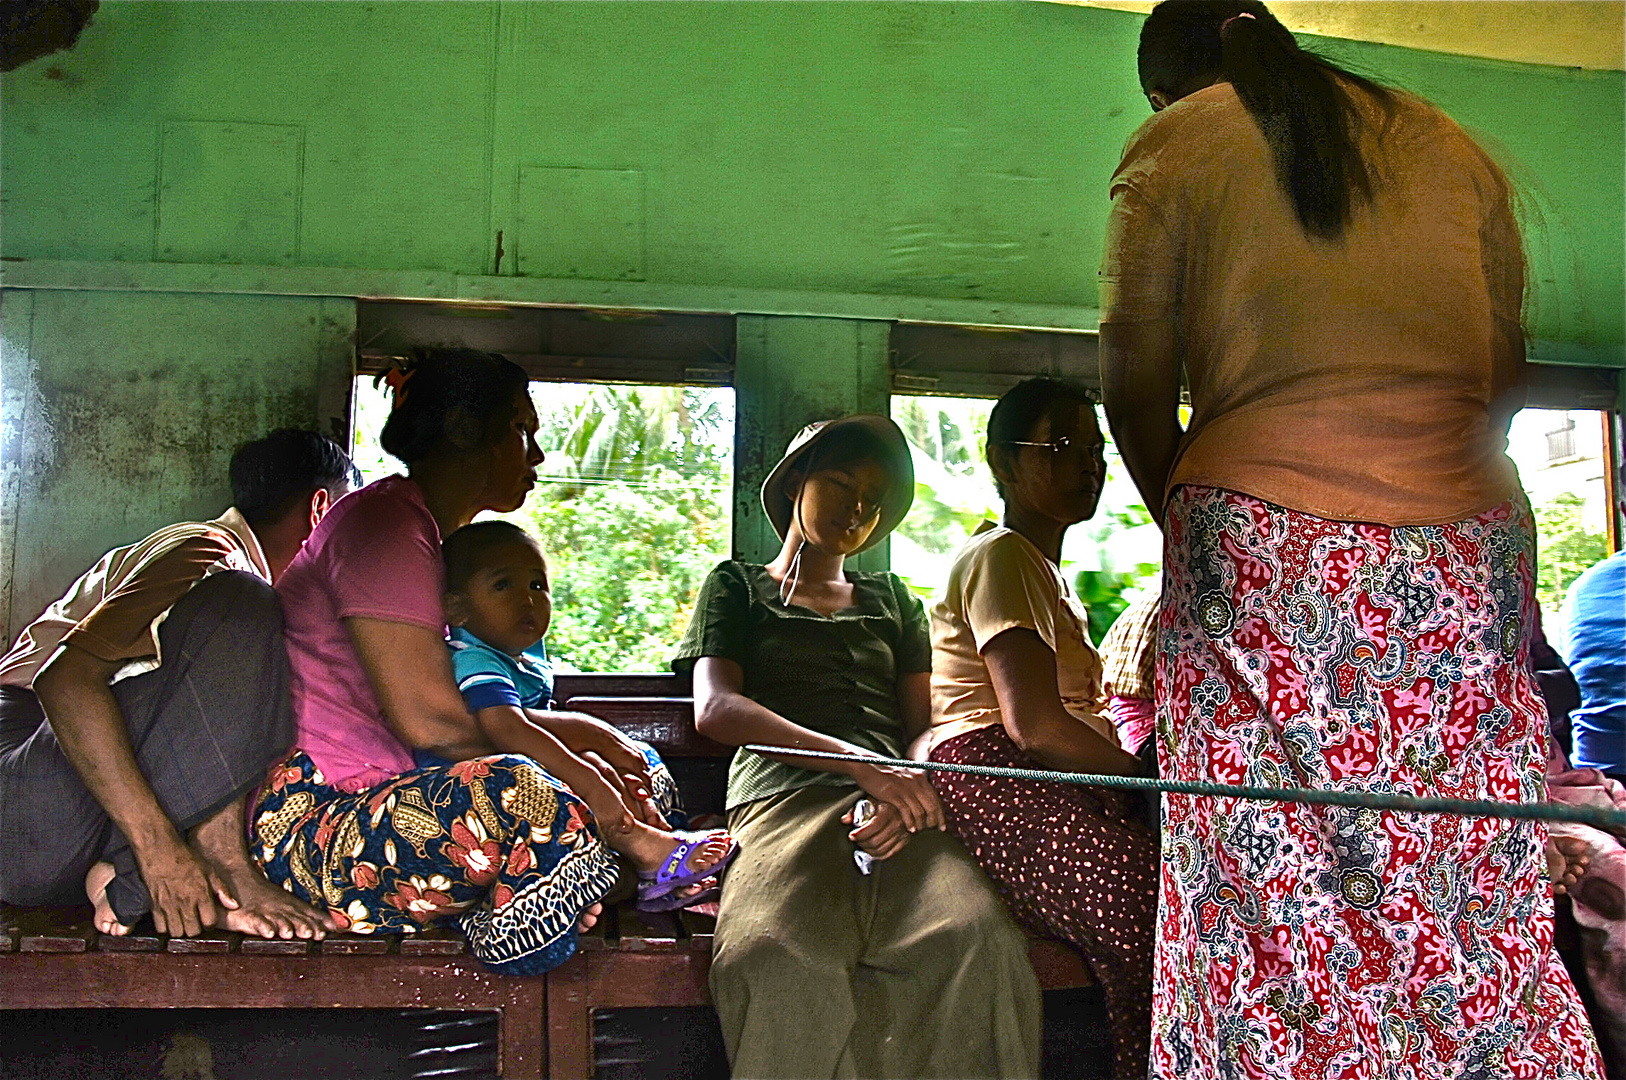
[378,348,531,466]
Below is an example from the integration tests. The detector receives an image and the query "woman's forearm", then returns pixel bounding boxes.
[984,627,1143,776]
[1012,713,1143,776]
[696,692,867,777]
[1100,320,1184,526]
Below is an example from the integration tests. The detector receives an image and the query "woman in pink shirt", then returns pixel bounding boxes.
[254,350,729,974]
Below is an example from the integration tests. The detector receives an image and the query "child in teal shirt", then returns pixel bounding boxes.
[441,521,734,910]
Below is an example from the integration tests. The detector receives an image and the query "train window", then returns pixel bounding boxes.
[890,393,1161,643]
[349,300,737,673]
[352,375,734,674]
[1506,407,1616,638]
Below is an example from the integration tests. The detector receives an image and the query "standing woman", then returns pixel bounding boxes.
[1099,2,1601,1076]
[928,377,1159,1079]
[679,416,1041,1079]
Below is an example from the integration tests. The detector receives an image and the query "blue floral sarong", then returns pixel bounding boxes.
[251,741,681,975]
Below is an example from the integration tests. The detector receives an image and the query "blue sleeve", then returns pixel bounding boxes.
[451,642,523,712]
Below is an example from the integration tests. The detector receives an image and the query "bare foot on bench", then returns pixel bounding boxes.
[85,861,133,936]
[214,862,335,940]
[579,902,603,933]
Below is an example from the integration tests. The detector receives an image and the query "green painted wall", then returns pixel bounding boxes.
[2,1,1620,352]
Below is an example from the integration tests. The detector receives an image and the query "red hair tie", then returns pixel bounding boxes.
[383,366,415,410]
[1220,11,1256,32]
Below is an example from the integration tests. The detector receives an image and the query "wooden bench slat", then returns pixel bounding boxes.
[562,697,732,758]
[166,930,238,955]
[577,906,611,952]
[553,673,684,702]
[319,932,396,956]
[96,921,164,953]
[675,908,717,951]
[0,906,24,952]
[615,905,682,952]
[240,937,313,956]
[399,928,468,956]
[15,906,98,953]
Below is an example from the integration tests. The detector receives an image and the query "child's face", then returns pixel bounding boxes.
[446,539,552,656]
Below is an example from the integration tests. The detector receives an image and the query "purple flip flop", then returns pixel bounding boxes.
[635,830,738,911]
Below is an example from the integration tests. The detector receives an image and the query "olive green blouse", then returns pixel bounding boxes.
[672,560,932,811]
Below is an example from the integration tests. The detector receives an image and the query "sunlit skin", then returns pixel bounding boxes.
[475,391,545,516]
[412,387,545,535]
[444,535,732,893]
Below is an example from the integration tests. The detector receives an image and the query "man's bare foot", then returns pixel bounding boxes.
[578,902,603,933]
[84,862,133,936]
[1546,833,1591,896]
[212,861,335,940]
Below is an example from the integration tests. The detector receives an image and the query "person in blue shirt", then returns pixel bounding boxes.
[1560,469,1626,783]
[442,520,734,910]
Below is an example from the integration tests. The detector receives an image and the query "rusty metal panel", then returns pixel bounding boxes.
[356,301,733,386]
[890,322,1100,399]
[0,289,354,647]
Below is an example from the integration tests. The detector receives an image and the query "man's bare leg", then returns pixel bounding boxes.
[190,797,335,939]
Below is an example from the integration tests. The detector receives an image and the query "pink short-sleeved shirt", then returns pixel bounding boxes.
[276,475,444,791]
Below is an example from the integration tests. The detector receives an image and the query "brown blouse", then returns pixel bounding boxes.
[1100,81,1525,526]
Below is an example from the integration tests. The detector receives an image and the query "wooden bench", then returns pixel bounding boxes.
[1,676,1095,1079]
[0,904,549,1077]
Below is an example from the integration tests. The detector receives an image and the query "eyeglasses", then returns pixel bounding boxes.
[1004,436,1105,458]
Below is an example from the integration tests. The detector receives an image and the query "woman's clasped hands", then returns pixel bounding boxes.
[839,752,945,861]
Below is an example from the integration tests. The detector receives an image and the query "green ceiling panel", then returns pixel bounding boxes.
[2,1,1619,356]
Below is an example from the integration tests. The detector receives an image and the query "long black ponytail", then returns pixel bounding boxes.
[1138,1,1394,241]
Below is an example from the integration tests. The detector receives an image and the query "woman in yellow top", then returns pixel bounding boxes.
[1099,2,1600,1076]
[929,377,1158,1078]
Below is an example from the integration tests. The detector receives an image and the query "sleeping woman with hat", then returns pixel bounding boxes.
[674,415,1042,1079]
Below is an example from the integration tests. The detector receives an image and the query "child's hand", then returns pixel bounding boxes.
[841,800,912,861]
[538,711,655,793]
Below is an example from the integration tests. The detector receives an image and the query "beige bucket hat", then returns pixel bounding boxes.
[760,414,915,554]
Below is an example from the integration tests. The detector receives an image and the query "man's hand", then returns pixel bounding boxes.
[842,801,913,860]
[135,834,239,937]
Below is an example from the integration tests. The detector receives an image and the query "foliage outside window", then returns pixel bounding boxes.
[352,378,733,673]
[1531,492,1608,618]
[353,383,1613,662]
[1505,408,1612,639]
